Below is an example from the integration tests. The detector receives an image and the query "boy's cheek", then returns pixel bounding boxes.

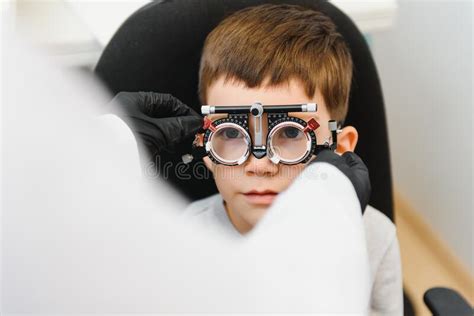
[213,164,247,183]
[205,159,307,194]
[278,164,307,181]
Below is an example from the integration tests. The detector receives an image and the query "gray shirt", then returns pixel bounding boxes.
[184,193,403,315]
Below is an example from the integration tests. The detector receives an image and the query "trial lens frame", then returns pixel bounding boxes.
[182,102,340,165]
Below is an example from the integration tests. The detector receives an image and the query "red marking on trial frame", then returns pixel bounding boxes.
[203,116,217,132]
[303,118,320,132]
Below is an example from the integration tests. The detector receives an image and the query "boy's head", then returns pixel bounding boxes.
[198,4,358,233]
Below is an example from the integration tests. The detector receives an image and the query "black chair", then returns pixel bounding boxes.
[94,1,472,315]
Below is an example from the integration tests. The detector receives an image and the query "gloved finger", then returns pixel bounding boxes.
[313,149,340,164]
[129,115,202,151]
[163,115,203,143]
[342,152,369,175]
[138,92,201,118]
[342,152,371,211]
[108,91,143,117]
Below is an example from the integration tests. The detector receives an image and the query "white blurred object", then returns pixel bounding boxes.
[2,23,370,315]
[95,114,141,176]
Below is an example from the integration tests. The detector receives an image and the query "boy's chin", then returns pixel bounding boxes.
[239,203,271,226]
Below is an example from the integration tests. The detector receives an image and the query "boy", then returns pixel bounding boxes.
[185,4,403,315]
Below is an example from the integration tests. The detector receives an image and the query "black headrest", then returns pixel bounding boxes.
[95,0,394,221]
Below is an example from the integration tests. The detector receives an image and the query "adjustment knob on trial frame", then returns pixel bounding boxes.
[250,102,264,117]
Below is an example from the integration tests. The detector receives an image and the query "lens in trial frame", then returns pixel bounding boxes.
[207,123,250,165]
[267,122,312,164]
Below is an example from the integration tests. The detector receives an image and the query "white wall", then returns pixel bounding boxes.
[371,0,473,272]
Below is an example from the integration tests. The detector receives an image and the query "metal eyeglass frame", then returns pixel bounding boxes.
[182,102,340,166]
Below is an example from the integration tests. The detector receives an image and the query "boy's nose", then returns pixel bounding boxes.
[244,154,278,177]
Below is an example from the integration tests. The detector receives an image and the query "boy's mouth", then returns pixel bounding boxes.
[242,190,278,205]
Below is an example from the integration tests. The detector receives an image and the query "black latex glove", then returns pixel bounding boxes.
[311,150,371,213]
[108,92,202,155]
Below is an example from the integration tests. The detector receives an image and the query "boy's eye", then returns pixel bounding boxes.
[282,126,302,139]
[223,128,242,139]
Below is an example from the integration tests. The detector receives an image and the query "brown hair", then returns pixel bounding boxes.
[198,4,353,122]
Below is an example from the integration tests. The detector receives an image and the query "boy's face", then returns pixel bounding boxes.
[203,76,356,234]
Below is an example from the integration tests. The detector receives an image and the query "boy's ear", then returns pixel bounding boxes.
[335,126,358,154]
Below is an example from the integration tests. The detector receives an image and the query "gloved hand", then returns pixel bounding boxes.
[108,92,202,155]
[311,150,371,213]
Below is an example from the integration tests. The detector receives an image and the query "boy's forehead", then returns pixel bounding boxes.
[206,76,320,106]
[204,76,329,122]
